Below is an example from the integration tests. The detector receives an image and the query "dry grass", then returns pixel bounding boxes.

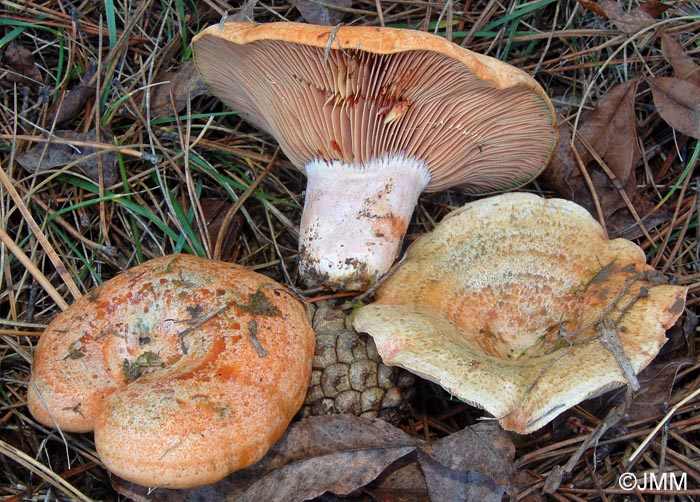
[1,0,699,500]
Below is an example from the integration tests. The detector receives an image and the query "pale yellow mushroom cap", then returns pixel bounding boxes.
[353,193,687,434]
[27,254,315,488]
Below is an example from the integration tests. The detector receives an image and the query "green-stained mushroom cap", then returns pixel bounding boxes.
[28,254,315,488]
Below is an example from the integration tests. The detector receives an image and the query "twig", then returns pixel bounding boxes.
[0,161,82,302]
[0,226,69,310]
[0,134,157,163]
[597,319,640,391]
[247,319,267,357]
[177,304,231,351]
[626,385,700,467]
[544,387,635,494]
[0,439,93,502]
[214,148,280,260]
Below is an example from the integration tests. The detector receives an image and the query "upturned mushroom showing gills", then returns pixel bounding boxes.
[27,255,315,489]
[353,193,687,434]
[192,22,558,291]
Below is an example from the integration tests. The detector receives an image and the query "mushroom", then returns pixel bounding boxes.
[27,254,315,488]
[352,193,687,434]
[192,22,558,291]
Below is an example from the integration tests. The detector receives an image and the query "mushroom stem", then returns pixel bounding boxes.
[299,156,430,291]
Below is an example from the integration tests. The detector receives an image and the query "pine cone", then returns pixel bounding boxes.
[301,301,414,423]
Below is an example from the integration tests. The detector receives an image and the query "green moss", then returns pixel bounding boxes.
[63,341,85,360]
[237,286,279,316]
[123,351,162,382]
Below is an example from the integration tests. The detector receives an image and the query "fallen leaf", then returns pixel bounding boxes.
[683,307,698,347]
[541,81,667,238]
[418,422,516,502]
[575,0,606,17]
[2,41,42,86]
[577,79,641,191]
[369,422,516,502]
[48,64,97,125]
[541,122,621,229]
[638,1,671,19]
[150,60,211,119]
[591,0,656,33]
[114,414,421,502]
[294,0,351,25]
[113,415,516,502]
[648,77,700,139]
[542,81,642,196]
[195,199,244,262]
[369,455,429,500]
[17,129,118,185]
[620,359,694,424]
[660,32,700,86]
[540,118,579,194]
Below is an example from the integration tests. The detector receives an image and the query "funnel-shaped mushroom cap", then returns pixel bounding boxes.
[192,22,557,192]
[27,255,315,488]
[353,193,687,434]
[192,22,558,291]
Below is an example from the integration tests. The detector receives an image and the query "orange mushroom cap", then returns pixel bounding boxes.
[192,22,558,291]
[353,193,687,434]
[27,254,315,488]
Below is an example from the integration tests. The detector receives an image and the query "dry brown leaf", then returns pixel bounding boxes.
[195,199,244,261]
[150,60,211,118]
[240,419,415,500]
[369,422,516,501]
[578,79,641,190]
[660,32,700,86]
[369,456,429,499]
[114,415,516,502]
[418,422,516,502]
[294,0,351,25]
[543,80,641,196]
[683,307,698,346]
[590,0,656,33]
[541,81,665,238]
[17,129,118,185]
[620,359,694,424]
[48,64,97,125]
[114,414,421,502]
[541,122,617,228]
[419,459,506,502]
[2,41,42,86]
[638,1,671,19]
[648,76,700,139]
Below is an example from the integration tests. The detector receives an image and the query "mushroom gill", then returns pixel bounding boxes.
[194,37,555,193]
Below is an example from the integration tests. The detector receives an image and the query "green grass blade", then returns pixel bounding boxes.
[56,175,194,253]
[104,0,118,48]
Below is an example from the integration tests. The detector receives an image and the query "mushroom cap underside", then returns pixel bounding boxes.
[353,193,687,433]
[27,254,315,488]
[192,22,558,194]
